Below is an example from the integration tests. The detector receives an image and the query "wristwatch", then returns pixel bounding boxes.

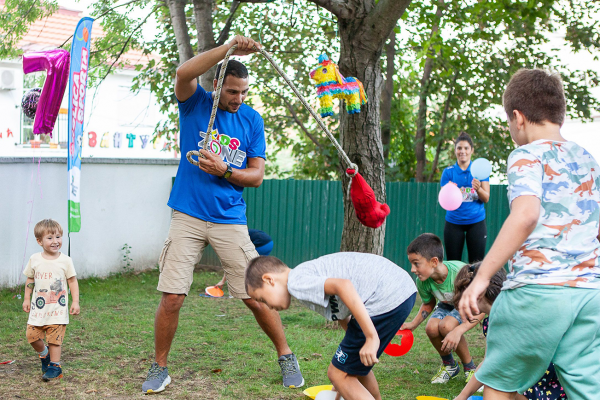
[221,164,233,179]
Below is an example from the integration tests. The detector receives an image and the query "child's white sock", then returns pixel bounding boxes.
[38,346,48,357]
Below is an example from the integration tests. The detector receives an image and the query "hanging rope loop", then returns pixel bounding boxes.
[186,44,239,166]
[345,164,359,177]
[187,150,201,166]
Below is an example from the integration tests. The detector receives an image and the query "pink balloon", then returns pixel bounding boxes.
[23,49,71,136]
[439,183,463,211]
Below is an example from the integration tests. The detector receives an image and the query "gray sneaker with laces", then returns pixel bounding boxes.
[278,353,304,388]
[142,362,171,394]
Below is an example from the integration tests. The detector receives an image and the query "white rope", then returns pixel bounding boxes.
[186,45,358,176]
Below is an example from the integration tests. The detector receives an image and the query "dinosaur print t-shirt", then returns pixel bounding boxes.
[506,139,600,289]
[23,253,76,326]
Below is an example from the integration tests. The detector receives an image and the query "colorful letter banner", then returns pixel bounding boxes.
[67,17,94,233]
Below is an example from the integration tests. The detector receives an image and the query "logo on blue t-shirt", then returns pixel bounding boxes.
[198,129,247,167]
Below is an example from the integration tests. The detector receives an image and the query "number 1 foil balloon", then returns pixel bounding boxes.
[22,49,70,136]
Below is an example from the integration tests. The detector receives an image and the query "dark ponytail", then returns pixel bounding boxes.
[453,263,506,308]
[455,131,474,149]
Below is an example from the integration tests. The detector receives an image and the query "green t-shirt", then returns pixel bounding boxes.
[416,260,466,304]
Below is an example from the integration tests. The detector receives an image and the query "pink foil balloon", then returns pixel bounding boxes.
[23,49,71,136]
[439,183,463,211]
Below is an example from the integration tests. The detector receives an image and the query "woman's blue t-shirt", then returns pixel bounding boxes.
[440,162,488,225]
[167,85,266,224]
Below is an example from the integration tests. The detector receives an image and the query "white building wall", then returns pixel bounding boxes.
[0,157,178,287]
[0,60,177,159]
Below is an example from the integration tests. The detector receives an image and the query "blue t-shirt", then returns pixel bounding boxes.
[440,162,488,225]
[168,85,266,224]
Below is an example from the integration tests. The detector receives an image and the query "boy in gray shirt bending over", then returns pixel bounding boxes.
[245,253,416,400]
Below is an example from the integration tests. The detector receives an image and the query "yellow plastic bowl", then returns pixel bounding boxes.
[303,385,334,399]
[416,397,449,400]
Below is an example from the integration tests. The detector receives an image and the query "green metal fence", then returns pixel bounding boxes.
[199,180,511,272]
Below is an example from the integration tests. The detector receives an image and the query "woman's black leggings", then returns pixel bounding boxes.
[443,220,487,264]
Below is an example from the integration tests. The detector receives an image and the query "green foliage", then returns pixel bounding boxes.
[121,243,133,272]
[387,0,600,181]
[0,0,57,58]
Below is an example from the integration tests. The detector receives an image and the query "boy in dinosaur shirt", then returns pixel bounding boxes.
[459,69,600,400]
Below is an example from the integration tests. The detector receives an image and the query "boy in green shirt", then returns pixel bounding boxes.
[401,233,482,384]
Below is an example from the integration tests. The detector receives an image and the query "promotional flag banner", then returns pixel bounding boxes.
[67,17,93,233]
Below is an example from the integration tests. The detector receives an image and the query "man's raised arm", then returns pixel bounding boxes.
[174,35,261,102]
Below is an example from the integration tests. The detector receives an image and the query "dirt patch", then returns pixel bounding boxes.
[0,358,220,399]
[194,264,223,273]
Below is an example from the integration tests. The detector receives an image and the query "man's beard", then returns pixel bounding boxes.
[220,101,241,113]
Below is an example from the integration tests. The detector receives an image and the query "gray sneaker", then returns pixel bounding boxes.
[278,354,305,388]
[142,362,171,394]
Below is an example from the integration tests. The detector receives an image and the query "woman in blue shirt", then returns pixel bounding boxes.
[440,132,490,263]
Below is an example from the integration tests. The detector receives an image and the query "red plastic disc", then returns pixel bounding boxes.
[383,329,414,357]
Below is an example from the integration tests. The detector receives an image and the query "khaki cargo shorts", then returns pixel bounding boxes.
[157,210,259,299]
[26,324,66,345]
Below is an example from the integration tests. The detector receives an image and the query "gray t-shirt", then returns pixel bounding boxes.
[287,252,416,321]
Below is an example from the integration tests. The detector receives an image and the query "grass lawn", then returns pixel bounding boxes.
[0,269,485,399]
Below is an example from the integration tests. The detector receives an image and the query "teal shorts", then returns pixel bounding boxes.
[476,285,600,400]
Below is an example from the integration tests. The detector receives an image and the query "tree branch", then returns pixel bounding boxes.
[429,69,459,182]
[308,0,355,19]
[169,0,195,64]
[380,31,395,161]
[275,91,325,151]
[98,7,157,83]
[90,41,130,55]
[217,1,241,46]
[415,0,445,182]
[365,0,412,44]
[2,0,41,44]
[59,0,147,48]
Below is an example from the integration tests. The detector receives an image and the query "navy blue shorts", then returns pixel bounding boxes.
[331,292,416,376]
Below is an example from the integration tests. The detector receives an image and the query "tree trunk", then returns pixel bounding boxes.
[193,0,218,91]
[167,0,194,65]
[415,0,444,182]
[381,32,396,161]
[338,20,387,255]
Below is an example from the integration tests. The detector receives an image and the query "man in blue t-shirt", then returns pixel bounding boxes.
[143,36,304,394]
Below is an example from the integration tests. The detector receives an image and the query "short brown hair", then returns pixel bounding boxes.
[453,263,506,308]
[34,219,63,240]
[503,68,566,126]
[245,256,288,292]
[407,233,444,261]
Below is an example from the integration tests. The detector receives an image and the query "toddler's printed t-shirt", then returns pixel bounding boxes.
[506,139,600,289]
[168,84,266,225]
[23,253,76,326]
[416,261,466,304]
[287,252,416,321]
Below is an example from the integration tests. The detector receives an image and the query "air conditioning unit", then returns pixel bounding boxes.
[0,69,16,90]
